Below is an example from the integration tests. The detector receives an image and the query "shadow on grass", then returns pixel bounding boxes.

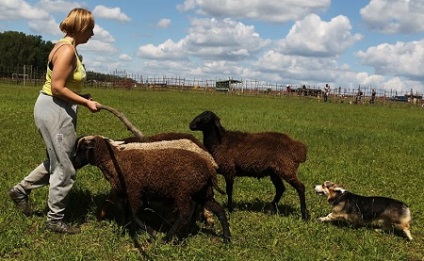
[65,188,98,223]
[65,188,223,248]
[34,187,97,222]
[229,198,297,217]
[325,220,410,240]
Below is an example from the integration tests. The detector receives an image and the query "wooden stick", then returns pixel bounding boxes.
[97,104,144,140]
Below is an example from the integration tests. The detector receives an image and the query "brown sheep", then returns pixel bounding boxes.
[102,132,217,226]
[189,110,310,220]
[73,135,231,243]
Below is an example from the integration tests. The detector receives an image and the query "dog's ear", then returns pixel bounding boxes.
[333,186,346,194]
[324,181,333,188]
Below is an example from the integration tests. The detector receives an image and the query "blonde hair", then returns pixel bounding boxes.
[59,8,95,35]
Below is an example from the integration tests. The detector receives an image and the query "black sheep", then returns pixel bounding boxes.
[189,110,310,220]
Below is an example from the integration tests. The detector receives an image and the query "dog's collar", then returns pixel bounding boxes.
[328,191,347,205]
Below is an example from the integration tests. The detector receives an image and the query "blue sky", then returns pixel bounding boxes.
[1,0,424,94]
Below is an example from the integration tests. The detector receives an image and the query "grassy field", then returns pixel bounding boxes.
[0,83,423,260]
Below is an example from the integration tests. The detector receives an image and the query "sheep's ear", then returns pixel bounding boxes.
[76,136,88,148]
[213,117,221,128]
[77,135,97,149]
[211,114,225,136]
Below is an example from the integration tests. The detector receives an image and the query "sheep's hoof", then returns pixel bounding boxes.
[148,230,157,239]
[163,236,175,244]
[223,237,231,244]
[267,203,279,215]
[302,212,311,221]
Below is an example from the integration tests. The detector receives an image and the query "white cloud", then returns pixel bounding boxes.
[360,0,424,34]
[255,50,343,83]
[177,0,197,12]
[248,14,364,86]
[79,39,118,53]
[138,18,269,62]
[279,14,363,57]
[157,18,171,28]
[0,0,66,36]
[137,39,186,60]
[357,40,424,81]
[354,72,385,89]
[0,0,50,20]
[184,18,270,60]
[178,0,331,23]
[381,77,407,93]
[92,24,115,43]
[28,17,61,36]
[92,5,131,22]
[119,54,132,61]
[36,0,82,13]
[89,59,124,74]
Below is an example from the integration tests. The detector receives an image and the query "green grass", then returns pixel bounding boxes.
[1,83,423,260]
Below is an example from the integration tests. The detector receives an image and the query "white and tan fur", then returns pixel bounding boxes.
[314,181,412,241]
[110,138,218,169]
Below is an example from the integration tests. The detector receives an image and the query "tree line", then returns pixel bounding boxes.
[0,31,53,70]
[0,31,116,82]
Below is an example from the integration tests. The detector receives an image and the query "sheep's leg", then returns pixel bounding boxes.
[224,177,235,212]
[164,201,196,243]
[205,198,231,243]
[285,177,310,220]
[190,204,214,227]
[128,200,156,240]
[99,189,130,225]
[119,198,132,227]
[132,214,156,238]
[98,189,121,220]
[269,174,285,214]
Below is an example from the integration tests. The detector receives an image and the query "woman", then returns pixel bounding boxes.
[8,8,100,234]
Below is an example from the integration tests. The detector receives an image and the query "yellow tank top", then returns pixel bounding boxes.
[42,38,86,95]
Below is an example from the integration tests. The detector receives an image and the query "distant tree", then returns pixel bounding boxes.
[0,31,54,69]
[0,31,118,81]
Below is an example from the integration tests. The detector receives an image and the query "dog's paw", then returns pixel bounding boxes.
[318,217,327,222]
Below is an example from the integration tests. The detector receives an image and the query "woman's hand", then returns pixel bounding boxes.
[86,99,100,113]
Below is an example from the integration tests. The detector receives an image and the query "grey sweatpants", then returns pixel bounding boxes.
[15,93,78,221]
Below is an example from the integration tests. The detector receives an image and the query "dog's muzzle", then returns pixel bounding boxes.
[314,185,325,195]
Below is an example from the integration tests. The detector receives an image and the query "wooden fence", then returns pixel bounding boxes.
[1,65,422,105]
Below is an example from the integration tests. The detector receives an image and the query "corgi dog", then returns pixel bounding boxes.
[314,181,412,241]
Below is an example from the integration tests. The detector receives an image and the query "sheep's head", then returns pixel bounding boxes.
[189,110,223,131]
[72,135,100,169]
[189,111,226,140]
